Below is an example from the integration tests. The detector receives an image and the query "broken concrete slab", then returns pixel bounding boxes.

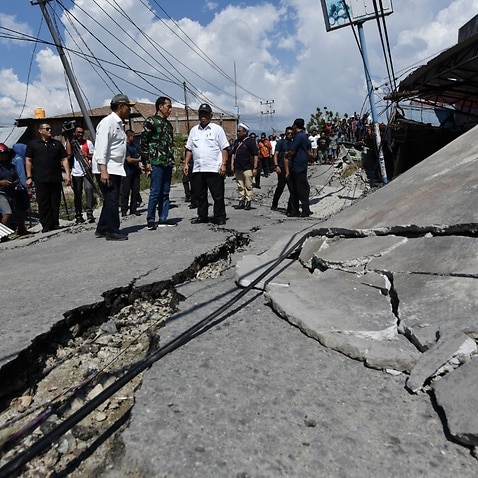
[433,357,478,447]
[311,235,408,270]
[298,235,326,268]
[264,270,420,370]
[406,331,477,393]
[369,236,478,276]
[318,123,478,230]
[394,273,478,351]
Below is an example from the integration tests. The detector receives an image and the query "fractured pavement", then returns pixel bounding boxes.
[236,124,478,450]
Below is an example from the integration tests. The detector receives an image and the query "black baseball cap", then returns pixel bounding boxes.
[198,103,212,113]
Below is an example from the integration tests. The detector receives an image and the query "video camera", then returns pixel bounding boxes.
[62,120,76,135]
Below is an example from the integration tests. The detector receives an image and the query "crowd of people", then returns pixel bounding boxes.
[0,97,370,241]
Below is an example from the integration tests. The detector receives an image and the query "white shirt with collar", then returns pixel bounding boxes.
[186,122,229,173]
[92,111,126,176]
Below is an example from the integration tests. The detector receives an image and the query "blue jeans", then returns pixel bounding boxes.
[147,164,173,223]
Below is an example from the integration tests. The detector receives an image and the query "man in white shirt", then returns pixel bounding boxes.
[184,104,229,225]
[93,94,134,241]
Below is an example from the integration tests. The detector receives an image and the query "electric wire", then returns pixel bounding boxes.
[55,0,232,112]
[54,0,177,101]
[2,19,43,135]
[147,0,266,102]
[371,0,394,97]
[0,231,314,478]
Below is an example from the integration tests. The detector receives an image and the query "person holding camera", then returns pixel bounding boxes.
[25,123,71,233]
[64,124,96,224]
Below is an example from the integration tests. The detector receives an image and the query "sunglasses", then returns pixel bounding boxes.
[42,127,52,131]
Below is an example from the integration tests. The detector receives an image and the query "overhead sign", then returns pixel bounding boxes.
[321,0,393,32]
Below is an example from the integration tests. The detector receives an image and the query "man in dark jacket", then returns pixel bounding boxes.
[25,123,71,233]
[284,118,311,218]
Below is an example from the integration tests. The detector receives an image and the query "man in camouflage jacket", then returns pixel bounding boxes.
[141,96,176,229]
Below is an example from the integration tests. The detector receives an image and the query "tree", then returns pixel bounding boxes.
[307,106,343,133]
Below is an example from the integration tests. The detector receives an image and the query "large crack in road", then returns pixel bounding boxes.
[0,234,249,477]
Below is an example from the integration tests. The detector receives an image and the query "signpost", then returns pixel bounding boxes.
[320,0,393,183]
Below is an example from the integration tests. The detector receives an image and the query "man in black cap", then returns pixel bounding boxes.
[184,104,230,225]
[284,118,312,217]
[92,93,135,240]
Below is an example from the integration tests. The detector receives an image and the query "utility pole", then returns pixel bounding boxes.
[357,22,388,184]
[234,61,239,134]
[32,0,96,141]
[183,81,190,133]
[260,100,275,133]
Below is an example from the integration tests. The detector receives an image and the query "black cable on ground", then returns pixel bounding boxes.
[0,231,314,478]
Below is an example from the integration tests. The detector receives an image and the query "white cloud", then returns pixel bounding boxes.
[0,13,33,46]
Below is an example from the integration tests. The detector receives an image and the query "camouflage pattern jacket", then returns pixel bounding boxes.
[141,114,175,167]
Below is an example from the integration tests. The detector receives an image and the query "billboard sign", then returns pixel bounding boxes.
[321,0,393,32]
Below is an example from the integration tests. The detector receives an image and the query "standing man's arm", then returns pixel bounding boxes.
[94,122,111,186]
[220,149,228,176]
[25,156,33,187]
[62,156,71,186]
[184,149,192,175]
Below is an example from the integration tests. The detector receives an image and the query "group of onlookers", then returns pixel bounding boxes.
[2,101,372,240]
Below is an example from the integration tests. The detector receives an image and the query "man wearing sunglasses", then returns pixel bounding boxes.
[25,123,71,233]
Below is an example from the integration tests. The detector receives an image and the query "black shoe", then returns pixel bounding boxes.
[105,232,128,241]
[95,231,106,238]
[121,212,128,217]
[237,199,245,209]
[132,211,141,216]
[147,222,157,230]
[75,216,85,224]
[191,217,208,224]
[189,203,198,209]
[244,201,251,210]
[287,212,300,217]
[301,211,312,217]
[271,205,278,211]
[87,216,96,223]
[157,219,177,227]
[211,217,226,225]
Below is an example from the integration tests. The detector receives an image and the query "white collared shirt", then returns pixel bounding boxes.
[92,111,126,176]
[186,122,229,173]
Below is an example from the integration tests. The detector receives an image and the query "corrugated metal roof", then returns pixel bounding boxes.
[0,223,15,240]
[0,126,28,148]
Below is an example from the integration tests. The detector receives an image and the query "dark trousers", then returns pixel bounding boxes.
[272,170,287,208]
[96,174,122,235]
[288,170,311,216]
[261,156,271,176]
[72,175,95,218]
[192,172,226,220]
[35,181,62,231]
[121,171,140,214]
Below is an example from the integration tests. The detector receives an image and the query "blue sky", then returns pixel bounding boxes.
[0,1,476,133]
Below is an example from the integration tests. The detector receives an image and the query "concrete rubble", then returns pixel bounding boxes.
[236,124,478,451]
